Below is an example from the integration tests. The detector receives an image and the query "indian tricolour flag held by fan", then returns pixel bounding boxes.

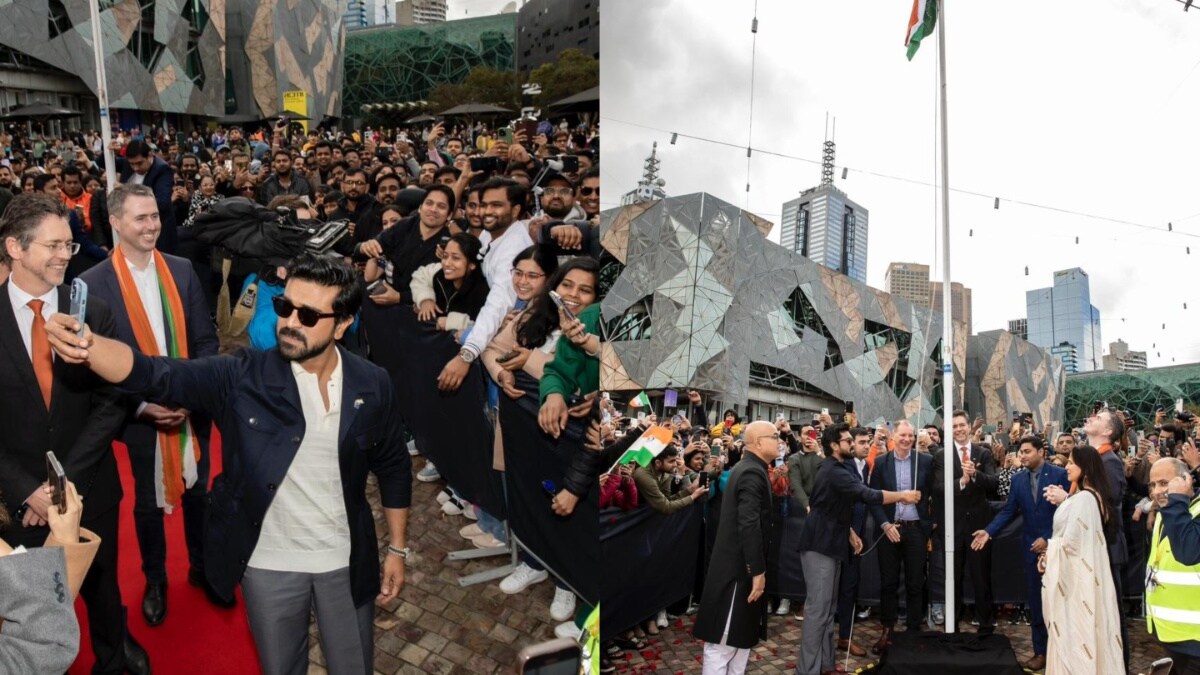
[905,0,937,60]
[611,425,674,472]
[628,391,651,408]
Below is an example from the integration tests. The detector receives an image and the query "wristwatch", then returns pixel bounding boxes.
[386,545,411,559]
[458,348,476,364]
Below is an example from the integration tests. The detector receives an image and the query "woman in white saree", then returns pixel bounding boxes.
[1040,444,1124,675]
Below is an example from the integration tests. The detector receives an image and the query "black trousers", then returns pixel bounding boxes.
[5,502,129,674]
[952,533,994,632]
[1112,561,1130,670]
[125,429,210,582]
[1166,646,1200,675]
[879,522,929,629]
[836,548,862,639]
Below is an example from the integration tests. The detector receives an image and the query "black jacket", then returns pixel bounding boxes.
[117,346,412,605]
[432,268,489,320]
[693,453,771,649]
[932,442,999,535]
[869,449,936,536]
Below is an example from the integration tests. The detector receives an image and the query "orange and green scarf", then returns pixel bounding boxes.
[112,247,198,513]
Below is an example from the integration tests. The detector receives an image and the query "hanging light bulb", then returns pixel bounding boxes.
[969,229,974,237]
[841,167,848,180]
[746,147,752,158]
[1169,222,1174,231]
[751,17,758,32]
[670,133,678,145]
[994,198,1000,210]
[1024,266,1029,276]
[1075,236,1079,244]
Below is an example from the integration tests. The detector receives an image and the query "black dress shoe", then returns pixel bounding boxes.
[124,633,152,675]
[141,582,166,626]
[188,567,236,609]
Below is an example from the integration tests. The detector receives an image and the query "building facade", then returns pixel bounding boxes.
[930,281,973,336]
[1025,267,1103,374]
[780,184,869,284]
[516,0,598,72]
[1008,318,1028,341]
[1066,362,1200,429]
[396,0,447,25]
[884,262,973,334]
[1102,339,1148,372]
[342,14,516,114]
[598,192,1064,428]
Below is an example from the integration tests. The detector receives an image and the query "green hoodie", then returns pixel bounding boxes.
[539,303,601,403]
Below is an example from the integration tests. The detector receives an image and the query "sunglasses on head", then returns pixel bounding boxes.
[272,295,338,327]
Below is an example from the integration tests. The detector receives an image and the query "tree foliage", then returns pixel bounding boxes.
[427,67,521,113]
[527,49,599,109]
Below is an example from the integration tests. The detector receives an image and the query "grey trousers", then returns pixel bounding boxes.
[242,566,374,675]
[796,550,841,675]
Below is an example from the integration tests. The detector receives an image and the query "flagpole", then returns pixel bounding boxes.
[87,0,117,195]
[936,0,957,635]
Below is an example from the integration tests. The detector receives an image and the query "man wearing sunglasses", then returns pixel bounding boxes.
[43,253,413,675]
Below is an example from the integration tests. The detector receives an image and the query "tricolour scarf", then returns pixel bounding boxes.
[112,247,198,513]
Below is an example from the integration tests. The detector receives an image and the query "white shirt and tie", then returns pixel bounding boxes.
[7,279,56,360]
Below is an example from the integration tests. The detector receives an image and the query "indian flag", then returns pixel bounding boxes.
[628,391,651,408]
[617,426,674,467]
[905,0,937,61]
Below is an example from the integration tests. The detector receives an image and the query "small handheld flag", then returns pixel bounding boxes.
[616,426,674,468]
[629,391,651,408]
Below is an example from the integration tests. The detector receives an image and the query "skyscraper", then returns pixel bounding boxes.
[1008,318,1028,341]
[1102,340,1148,372]
[396,0,447,26]
[780,184,869,284]
[1025,267,1103,374]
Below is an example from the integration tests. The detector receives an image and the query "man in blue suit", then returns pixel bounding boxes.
[44,253,413,675]
[971,435,1069,672]
[115,140,178,255]
[80,183,221,626]
[868,420,936,651]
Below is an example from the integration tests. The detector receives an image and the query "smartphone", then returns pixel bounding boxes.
[638,411,647,421]
[698,471,710,488]
[499,127,514,145]
[1148,658,1174,675]
[46,451,66,514]
[470,156,502,173]
[984,434,994,445]
[223,160,232,172]
[549,290,576,322]
[366,279,388,296]
[517,637,581,674]
[672,413,684,425]
[70,278,88,337]
[495,349,520,364]
[1138,430,1146,442]
[820,408,829,416]
[844,401,855,414]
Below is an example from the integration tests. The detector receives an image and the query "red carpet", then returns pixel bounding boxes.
[69,432,261,674]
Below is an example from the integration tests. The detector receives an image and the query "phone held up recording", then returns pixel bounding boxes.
[70,278,88,337]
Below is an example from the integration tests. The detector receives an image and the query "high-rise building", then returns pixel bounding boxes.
[1008,318,1027,341]
[780,185,869,284]
[1102,340,1148,372]
[883,262,972,333]
[396,0,447,26]
[1025,267,1103,374]
[516,0,599,71]
[345,0,369,28]
[884,263,930,306]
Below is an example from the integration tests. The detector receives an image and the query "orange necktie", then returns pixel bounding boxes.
[960,445,969,465]
[28,299,52,409]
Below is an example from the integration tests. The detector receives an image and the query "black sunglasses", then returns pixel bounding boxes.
[578,186,598,196]
[272,296,338,327]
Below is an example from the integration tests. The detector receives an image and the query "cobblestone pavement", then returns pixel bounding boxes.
[306,455,560,674]
[613,604,1167,674]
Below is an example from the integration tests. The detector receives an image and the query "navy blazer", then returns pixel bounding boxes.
[116,156,178,253]
[80,253,218,440]
[869,449,936,536]
[984,462,1070,564]
[118,346,413,606]
[797,457,885,563]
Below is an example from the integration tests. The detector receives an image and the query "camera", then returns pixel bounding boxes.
[470,156,503,173]
[551,154,579,173]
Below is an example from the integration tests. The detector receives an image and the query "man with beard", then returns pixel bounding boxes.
[80,184,221,626]
[330,167,381,245]
[44,253,413,675]
[537,171,586,221]
[417,160,438,187]
[313,140,335,184]
[0,162,14,215]
[258,149,313,205]
[796,423,919,675]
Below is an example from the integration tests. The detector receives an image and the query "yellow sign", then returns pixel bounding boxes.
[282,90,308,133]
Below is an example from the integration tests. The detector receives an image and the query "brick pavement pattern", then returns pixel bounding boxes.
[305,456,560,674]
[614,605,1167,674]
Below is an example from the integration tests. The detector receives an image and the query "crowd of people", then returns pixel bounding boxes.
[601,398,1200,675]
[0,113,602,674]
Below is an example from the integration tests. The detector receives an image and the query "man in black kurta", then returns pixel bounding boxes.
[693,420,777,675]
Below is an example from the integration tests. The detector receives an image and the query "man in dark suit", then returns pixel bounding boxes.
[0,193,150,674]
[794,423,920,675]
[835,426,874,657]
[971,435,1069,672]
[693,420,775,675]
[81,183,220,626]
[933,409,999,634]
[869,420,936,652]
[45,253,412,675]
[116,140,178,255]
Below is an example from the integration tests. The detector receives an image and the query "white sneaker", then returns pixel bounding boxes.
[499,563,548,594]
[471,533,504,549]
[463,503,478,520]
[554,620,581,640]
[417,462,440,482]
[775,598,791,616]
[407,439,420,456]
[441,495,465,516]
[436,489,454,505]
[551,587,577,622]
[655,609,668,628]
[459,524,484,539]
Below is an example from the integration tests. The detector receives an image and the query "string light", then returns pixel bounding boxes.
[670,133,678,145]
[994,197,1000,210]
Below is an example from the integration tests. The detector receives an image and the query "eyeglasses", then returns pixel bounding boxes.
[578,186,599,196]
[543,187,574,197]
[342,179,367,187]
[32,240,80,256]
[511,268,545,281]
[272,296,338,327]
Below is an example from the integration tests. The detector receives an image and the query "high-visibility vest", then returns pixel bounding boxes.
[1147,496,1200,643]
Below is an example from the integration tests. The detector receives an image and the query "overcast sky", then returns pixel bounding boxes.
[447,0,515,19]
[600,0,1200,369]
